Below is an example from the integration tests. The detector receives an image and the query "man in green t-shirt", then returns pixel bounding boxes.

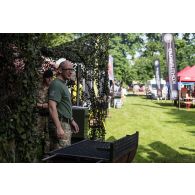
[48,60,79,150]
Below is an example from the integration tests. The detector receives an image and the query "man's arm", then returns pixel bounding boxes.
[48,100,65,138]
[71,119,79,133]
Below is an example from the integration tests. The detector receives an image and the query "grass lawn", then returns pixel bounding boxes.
[104,95,195,162]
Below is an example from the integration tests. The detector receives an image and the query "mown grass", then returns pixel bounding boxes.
[105,95,195,162]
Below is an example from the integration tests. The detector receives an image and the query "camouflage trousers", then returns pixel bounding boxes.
[49,119,72,151]
[37,115,50,154]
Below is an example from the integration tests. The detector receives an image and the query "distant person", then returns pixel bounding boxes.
[181,86,188,99]
[162,85,168,100]
[48,60,79,150]
[120,87,126,105]
[133,85,140,95]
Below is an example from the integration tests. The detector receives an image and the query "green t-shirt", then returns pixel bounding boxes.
[48,78,72,119]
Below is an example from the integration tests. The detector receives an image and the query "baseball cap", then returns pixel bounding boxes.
[55,58,66,69]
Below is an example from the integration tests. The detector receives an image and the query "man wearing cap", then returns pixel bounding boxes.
[48,60,79,150]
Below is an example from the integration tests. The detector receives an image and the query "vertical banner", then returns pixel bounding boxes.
[162,33,178,100]
[108,55,114,81]
[154,59,162,97]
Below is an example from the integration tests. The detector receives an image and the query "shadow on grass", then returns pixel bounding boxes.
[126,94,137,97]
[154,101,176,107]
[179,147,195,152]
[126,94,146,98]
[153,100,195,126]
[186,131,195,136]
[130,96,195,132]
[134,141,195,163]
[106,136,117,142]
[165,109,195,131]
[132,103,169,109]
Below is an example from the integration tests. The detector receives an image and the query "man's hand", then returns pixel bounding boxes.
[71,120,79,134]
[56,127,65,138]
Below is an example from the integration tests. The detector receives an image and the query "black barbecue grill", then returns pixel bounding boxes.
[43,131,139,163]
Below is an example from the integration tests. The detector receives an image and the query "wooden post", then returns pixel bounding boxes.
[76,65,81,106]
[178,78,181,110]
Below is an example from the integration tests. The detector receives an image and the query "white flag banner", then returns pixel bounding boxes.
[154,59,162,97]
[162,33,178,100]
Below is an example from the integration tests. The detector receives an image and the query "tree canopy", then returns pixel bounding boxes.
[109,33,195,85]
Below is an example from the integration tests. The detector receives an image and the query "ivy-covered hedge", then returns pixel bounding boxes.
[0,34,42,162]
